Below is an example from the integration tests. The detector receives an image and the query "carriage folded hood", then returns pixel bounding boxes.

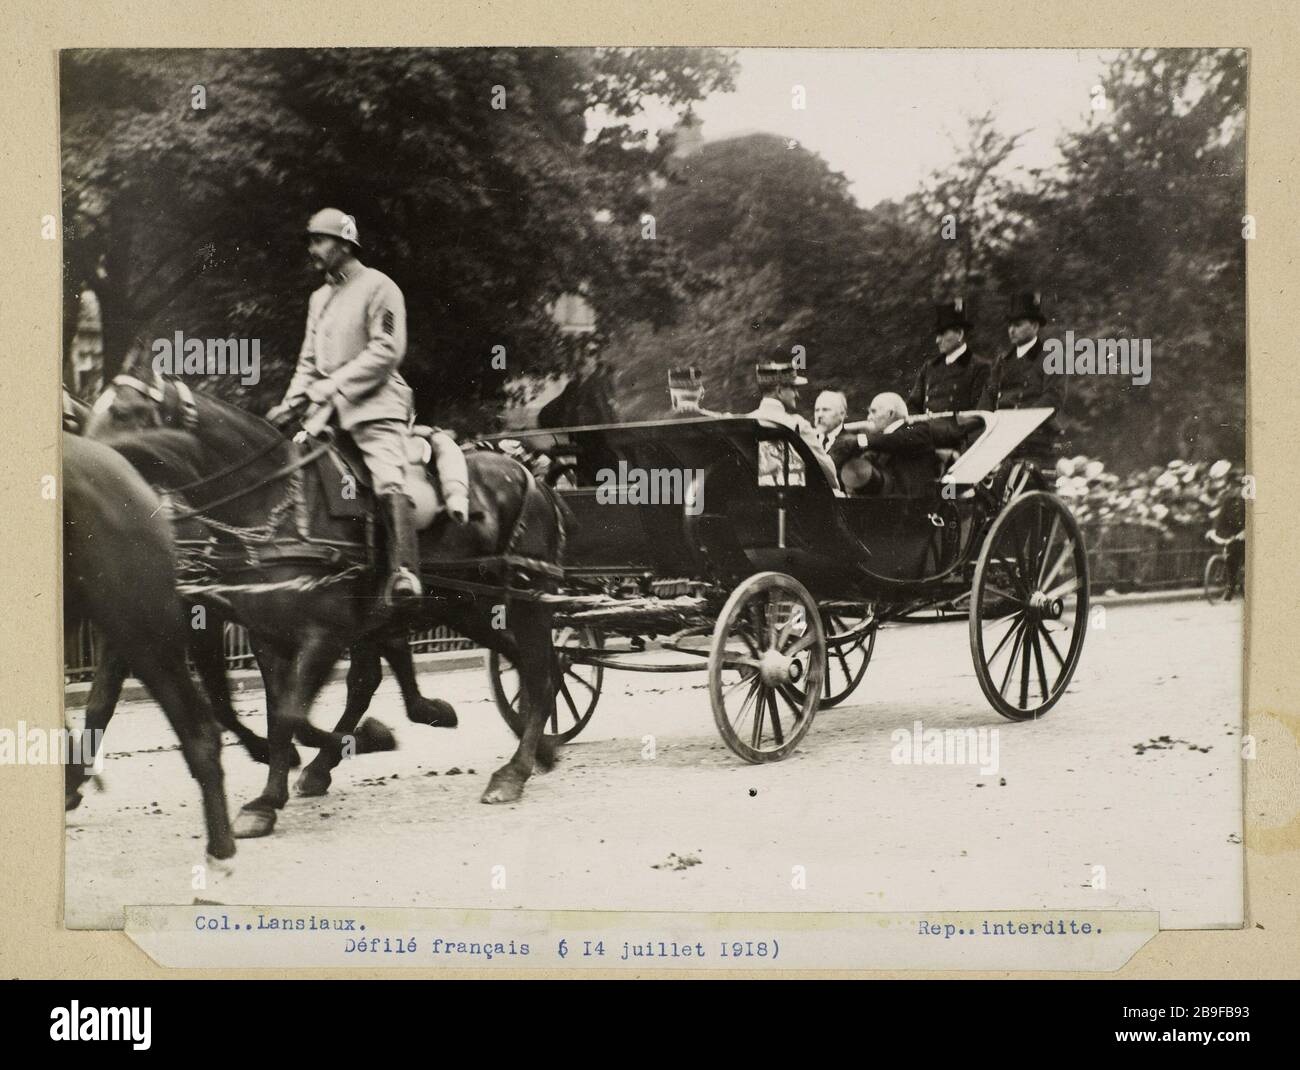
[940,409,1053,486]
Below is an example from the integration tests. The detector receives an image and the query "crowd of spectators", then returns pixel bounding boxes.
[1054,455,1244,540]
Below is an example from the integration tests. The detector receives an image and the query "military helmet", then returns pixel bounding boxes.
[307,207,361,247]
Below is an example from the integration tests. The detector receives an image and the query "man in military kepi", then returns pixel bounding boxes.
[977,291,1066,468]
[747,360,839,488]
[668,365,709,415]
[907,298,990,415]
[266,208,422,608]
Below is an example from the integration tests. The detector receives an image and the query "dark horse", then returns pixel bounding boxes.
[65,391,455,812]
[63,433,235,860]
[87,368,567,838]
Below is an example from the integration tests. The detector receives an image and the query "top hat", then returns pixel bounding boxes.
[755,361,808,389]
[935,298,973,333]
[1006,291,1047,324]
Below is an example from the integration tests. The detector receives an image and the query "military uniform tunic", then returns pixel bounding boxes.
[282,261,413,493]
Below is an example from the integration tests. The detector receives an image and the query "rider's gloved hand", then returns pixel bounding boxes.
[293,401,335,444]
[266,397,307,431]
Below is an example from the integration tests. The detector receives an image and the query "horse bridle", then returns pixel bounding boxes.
[103,373,310,506]
[108,373,200,432]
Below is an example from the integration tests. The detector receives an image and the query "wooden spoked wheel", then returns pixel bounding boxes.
[708,572,826,763]
[488,625,604,743]
[785,607,876,709]
[969,492,1089,721]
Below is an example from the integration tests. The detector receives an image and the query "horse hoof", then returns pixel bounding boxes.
[481,775,524,805]
[233,807,277,838]
[295,768,332,797]
[64,791,83,812]
[408,698,458,729]
[206,849,236,873]
[353,718,397,754]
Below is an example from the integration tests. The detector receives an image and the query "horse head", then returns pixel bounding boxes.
[85,349,200,438]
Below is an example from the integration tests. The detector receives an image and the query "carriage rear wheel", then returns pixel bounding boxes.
[488,625,604,743]
[708,572,826,763]
[969,491,1089,721]
[784,607,876,709]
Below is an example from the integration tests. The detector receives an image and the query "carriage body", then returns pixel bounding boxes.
[484,411,1090,761]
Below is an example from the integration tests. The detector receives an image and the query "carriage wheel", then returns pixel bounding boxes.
[488,626,604,743]
[785,608,876,709]
[708,572,826,763]
[969,492,1089,721]
[1203,554,1228,604]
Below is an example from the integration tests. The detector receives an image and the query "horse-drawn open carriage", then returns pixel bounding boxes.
[82,366,1090,825]
[486,408,1090,763]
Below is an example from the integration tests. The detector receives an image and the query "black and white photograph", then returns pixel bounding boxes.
[56,45,1248,952]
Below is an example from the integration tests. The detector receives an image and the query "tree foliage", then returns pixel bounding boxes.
[63,47,1246,467]
[61,47,736,427]
[607,48,1247,467]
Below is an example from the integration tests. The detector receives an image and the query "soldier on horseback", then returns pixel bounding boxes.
[266,208,422,607]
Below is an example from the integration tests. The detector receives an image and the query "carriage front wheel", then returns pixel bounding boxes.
[488,625,604,743]
[708,572,826,763]
[969,491,1089,721]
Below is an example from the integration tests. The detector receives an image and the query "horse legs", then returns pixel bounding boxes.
[190,614,270,765]
[379,633,458,728]
[481,602,555,805]
[294,640,390,797]
[132,651,235,861]
[233,639,296,839]
[65,639,127,810]
[235,631,396,838]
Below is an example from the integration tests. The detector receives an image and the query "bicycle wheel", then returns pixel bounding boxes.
[1203,554,1227,604]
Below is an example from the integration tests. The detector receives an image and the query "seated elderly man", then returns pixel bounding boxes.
[830,392,963,496]
[813,389,849,453]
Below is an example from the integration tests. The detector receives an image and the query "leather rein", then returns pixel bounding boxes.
[106,374,330,523]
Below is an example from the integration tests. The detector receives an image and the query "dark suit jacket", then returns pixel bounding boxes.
[978,338,1065,458]
[830,419,963,496]
[907,348,991,415]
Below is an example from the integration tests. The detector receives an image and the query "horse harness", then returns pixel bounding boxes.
[108,375,563,605]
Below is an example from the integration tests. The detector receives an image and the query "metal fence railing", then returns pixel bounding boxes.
[62,530,1216,684]
[64,621,474,684]
[1082,525,1211,593]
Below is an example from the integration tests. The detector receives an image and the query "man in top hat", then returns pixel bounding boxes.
[977,291,1066,467]
[747,361,840,489]
[266,208,424,608]
[907,299,990,416]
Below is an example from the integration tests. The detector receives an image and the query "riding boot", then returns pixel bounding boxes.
[379,492,422,608]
